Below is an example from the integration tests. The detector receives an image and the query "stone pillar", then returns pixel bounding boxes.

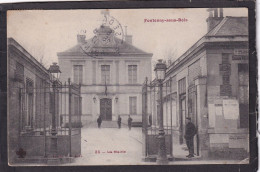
[115,60,119,85]
[194,76,209,159]
[92,60,96,85]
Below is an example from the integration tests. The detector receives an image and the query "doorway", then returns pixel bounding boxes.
[100,98,112,121]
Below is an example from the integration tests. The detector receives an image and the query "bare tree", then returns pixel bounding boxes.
[28,45,48,68]
[162,47,178,67]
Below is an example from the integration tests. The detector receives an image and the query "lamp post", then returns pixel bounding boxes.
[154,59,168,164]
[93,96,97,103]
[48,62,61,161]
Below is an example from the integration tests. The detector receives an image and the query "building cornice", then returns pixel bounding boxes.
[57,52,153,58]
[8,38,50,77]
[166,36,248,76]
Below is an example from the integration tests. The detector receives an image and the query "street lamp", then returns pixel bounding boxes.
[49,62,61,83]
[154,59,168,164]
[115,96,118,103]
[48,62,61,135]
[48,62,61,161]
[93,96,97,103]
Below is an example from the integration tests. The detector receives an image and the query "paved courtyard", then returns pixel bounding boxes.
[70,122,249,166]
[72,123,145,165]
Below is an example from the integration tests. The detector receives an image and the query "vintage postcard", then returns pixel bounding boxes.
[7,7,251,166]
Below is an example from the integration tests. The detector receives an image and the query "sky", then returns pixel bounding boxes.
[7,8,248,68]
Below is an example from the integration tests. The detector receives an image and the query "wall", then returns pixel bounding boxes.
[58,54,152,123]
[18,134,81,158]
[8,39,52,163]
[206,47,249,158]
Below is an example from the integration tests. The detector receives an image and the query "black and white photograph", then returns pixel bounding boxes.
[6,7,251,166]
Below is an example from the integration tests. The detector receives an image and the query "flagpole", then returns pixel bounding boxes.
[105,74,107,96]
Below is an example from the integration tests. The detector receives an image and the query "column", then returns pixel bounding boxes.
[194,76,209,159]
[115,60,119,85]
[92,60,96,85]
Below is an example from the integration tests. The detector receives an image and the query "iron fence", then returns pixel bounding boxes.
[142,77,173,157]
[18,78,82,157]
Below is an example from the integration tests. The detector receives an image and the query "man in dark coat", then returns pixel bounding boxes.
[128,115,133,130]
[184,117,196,158]
[97,115,102,128]
[149,115,152,127]
[117,115,122,129]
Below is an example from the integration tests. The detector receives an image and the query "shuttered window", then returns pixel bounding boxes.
[178,77,186,95]
[128,65,137,84]
[188,60,201,85]
[129,96,137,114]
[101,65,110,84]
[73,65,83,84]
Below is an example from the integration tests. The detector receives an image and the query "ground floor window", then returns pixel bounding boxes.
[25,78,34,128]
[129,96,137,115]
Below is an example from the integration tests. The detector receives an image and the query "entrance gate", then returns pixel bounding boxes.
[18,78,82,158]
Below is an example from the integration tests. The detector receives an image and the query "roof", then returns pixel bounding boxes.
[166,16,248,75]
[58,25,152,56]
[8,37,50,75]
[206,17,248,36]
[61,37,149,54]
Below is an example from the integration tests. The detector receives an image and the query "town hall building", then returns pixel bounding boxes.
[58,24,152,125]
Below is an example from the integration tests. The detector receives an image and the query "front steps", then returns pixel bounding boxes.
[86,121,127,128]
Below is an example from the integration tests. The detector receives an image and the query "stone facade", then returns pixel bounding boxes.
[8,38,52,163]
[161,10,249,159]
[58,25,152,124]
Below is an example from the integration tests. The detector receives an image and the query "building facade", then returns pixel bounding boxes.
[8,38,52,163]
[58,25,152,124]
[8,38,82,164]
[157,9,249,159]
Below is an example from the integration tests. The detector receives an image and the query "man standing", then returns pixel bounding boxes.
[128,115,133,130]
[149,115,152,127]
[117,115,122,129]
[184,117,196,158]
[97,115,102,128]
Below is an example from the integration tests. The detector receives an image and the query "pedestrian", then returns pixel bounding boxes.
[97,115,102,128]
[149,115,152,127]
[184,117,197,158]
[128,115,133,130]
[117,115,122,129]
[60,115,63,127]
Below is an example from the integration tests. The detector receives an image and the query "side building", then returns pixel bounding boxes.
[8,38,81,164]
[160,9,249,159]
[8,38,52,163]
[58,25,152,125]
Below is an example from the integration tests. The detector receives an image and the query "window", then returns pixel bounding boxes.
[128,65,137,84]
[178,77,186,95]
[26,78,34,127]
[101,65,110,84]
[73,65,83,84]
[129,97,137,115]
[15,62,24,82]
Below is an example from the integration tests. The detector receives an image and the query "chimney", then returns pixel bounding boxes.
[77,34,86,44]
[124,26,132,45]
[206,8,224,32]
[125,35,132,45]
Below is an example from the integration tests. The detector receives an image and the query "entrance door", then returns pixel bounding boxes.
[179,95,186,144]
[100,98,112,121]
